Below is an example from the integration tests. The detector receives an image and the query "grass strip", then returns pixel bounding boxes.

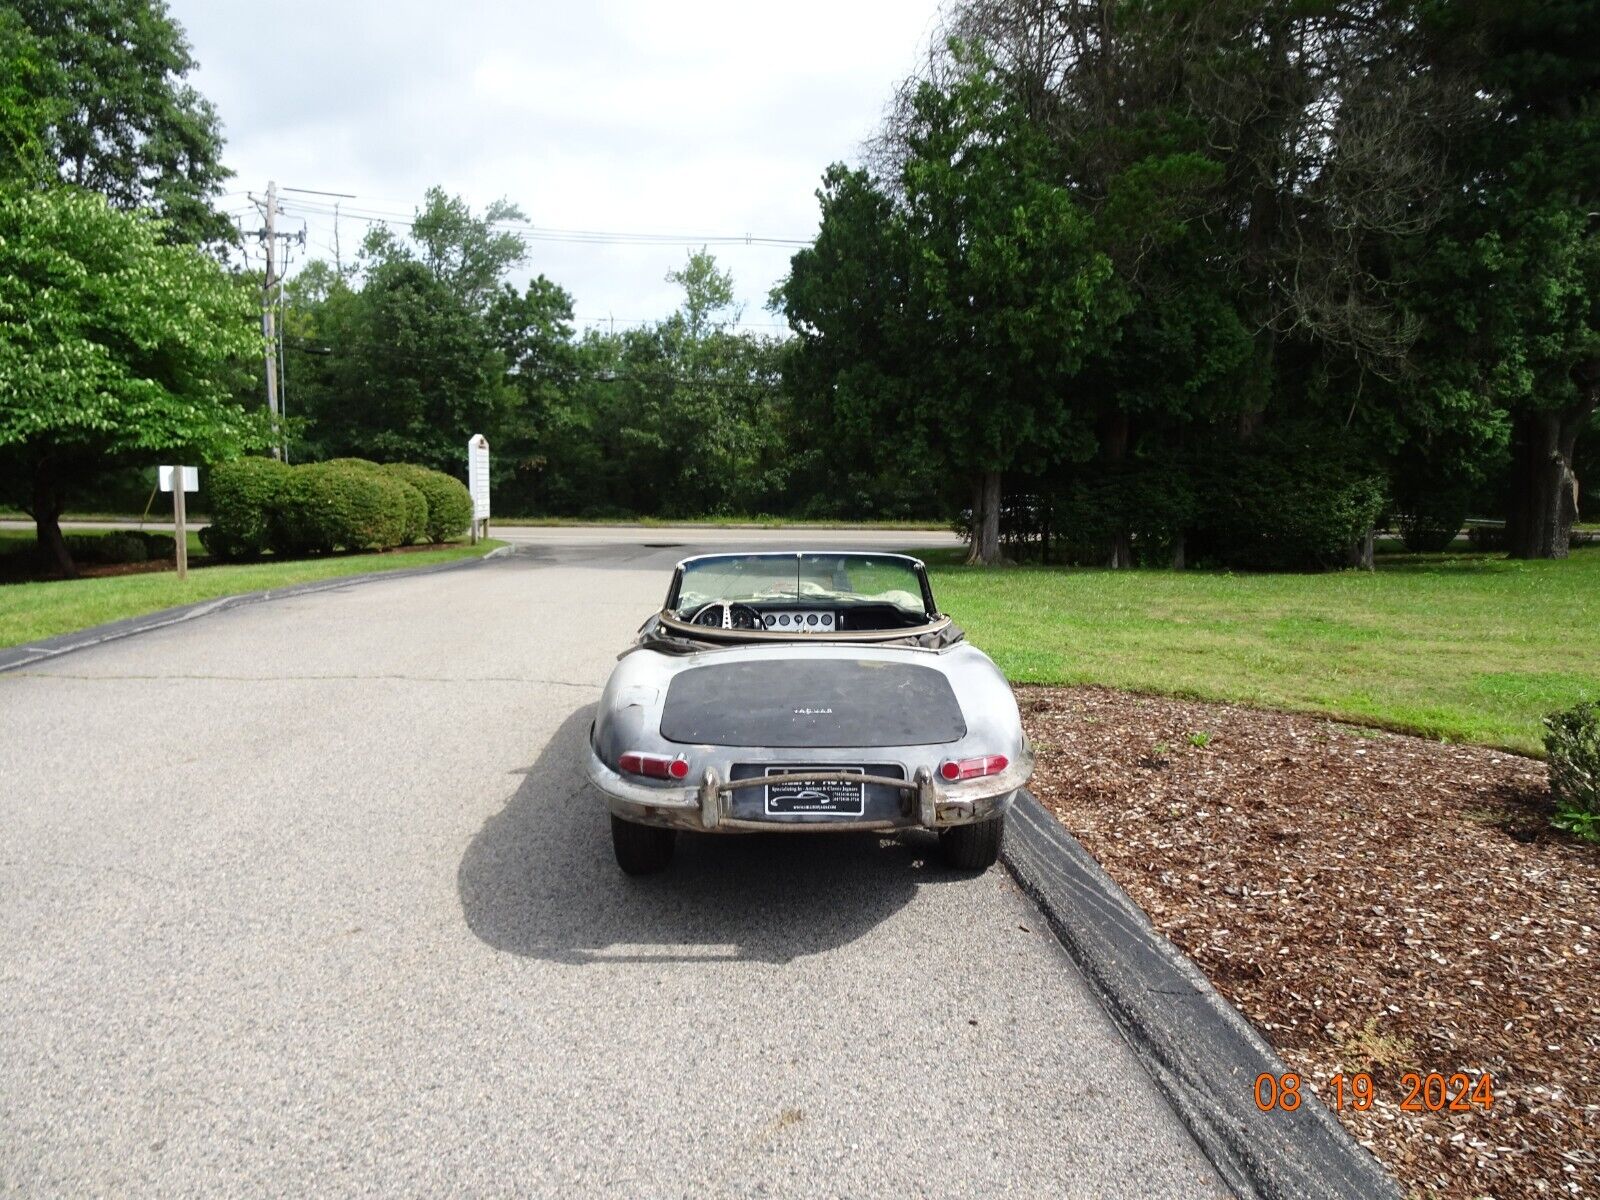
[0,541,504,649]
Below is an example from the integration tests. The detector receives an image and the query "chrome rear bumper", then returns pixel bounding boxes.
[585,743,1032,833]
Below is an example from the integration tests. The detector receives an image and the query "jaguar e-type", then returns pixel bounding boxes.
[587,551,1032,874]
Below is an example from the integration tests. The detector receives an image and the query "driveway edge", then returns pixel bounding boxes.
[1002,790,1399,1200]
[0,545,513,674]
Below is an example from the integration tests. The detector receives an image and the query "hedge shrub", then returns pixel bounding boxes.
[380,462,473,543]
[272,462,412,554]
[1544,701,1600,843]
[64,532,146,564]
[198,456,466,559]
[60,531,178,565]
[1048,468,1197,567]
[1191,433,1387,570]
[323,458,428,544]
[200,457,292,560]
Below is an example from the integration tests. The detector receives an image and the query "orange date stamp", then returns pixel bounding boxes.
[1254,1071,1495,1114]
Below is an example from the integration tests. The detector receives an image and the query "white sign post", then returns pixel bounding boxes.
[467,434,490,544]
[159,465,199,580]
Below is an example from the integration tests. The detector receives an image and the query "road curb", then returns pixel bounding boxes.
[1002,791,1399,1200]
[0,545,513,675]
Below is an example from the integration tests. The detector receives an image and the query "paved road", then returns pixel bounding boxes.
[0,539,1222,1197]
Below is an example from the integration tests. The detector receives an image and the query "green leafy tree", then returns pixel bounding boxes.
[11,0,232,246]
[405,188,529,310]
[0,187,265,573]
[566,251,783,516]
[290,255,512,471]
[1410,0,1600,558]
[488,274,578,509]
[285,192,529,472]
[0,10,59,184]
[786,50,1124,562]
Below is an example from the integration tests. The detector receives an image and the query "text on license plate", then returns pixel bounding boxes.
[764,766,865,816]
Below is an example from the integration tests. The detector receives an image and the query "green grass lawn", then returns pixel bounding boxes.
[923,548,1599,753]
[0,540,504,649]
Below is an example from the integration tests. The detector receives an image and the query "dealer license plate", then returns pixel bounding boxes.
[764,766,865,817]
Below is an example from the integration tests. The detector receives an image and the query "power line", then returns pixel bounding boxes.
[274,196,810,248]
[573,315,790,331]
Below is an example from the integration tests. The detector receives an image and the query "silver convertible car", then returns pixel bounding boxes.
[586,551,1033,874]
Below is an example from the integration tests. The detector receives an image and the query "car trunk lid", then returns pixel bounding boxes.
[658,658,966,748]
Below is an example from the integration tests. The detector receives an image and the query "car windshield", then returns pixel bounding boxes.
[675,554,928,617]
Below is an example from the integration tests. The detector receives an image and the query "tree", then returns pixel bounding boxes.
[406,188,529,311]
[0,187,265,573]
[0,10,59,185]
[283,191,549,477]
[1413,0,1600,558]
[786,50,1124,563]
[11,0,231,245]
[587,251,783,516]
[288,254,512,471]
[667,249,739,338]
[488,274,578,509]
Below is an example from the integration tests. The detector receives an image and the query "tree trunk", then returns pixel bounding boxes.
[1103,410,1133,568]
[1346,527,1375,571]
[1505,389,1596,559]
[32,454,76,578]
[966,470,1003,565]
[1170,531,1185,571]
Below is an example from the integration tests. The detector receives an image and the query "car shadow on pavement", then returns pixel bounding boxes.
[457,704,959,965]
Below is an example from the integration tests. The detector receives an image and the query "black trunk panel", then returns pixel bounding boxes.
[660,659,966,747]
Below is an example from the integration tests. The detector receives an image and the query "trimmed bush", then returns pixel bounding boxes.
[64,532,148,564]
[1192,433,1388,571]
[58,531,175,565]
[393,481,427,544]
[1047,468,1197,567]
[1544,701,1600,843]
[200,457,292,560]
[1468,523,1506,552]
[273,462,411,554]
[323,458,428,544]
[380,462,473,543]
[133,532,176,559]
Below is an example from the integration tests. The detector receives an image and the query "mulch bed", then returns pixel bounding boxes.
[1021,685,1598,1199]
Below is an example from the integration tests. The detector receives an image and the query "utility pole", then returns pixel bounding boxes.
[260,180,282,459]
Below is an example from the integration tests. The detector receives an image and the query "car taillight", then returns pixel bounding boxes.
[940,754,1008,782]
[619,751,690,780]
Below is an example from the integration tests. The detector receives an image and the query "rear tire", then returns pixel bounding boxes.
[939,814,1004,871]
[611,814,676,875]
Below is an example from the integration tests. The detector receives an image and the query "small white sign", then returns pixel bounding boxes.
[467,435,490,520]
[159,465,199,493]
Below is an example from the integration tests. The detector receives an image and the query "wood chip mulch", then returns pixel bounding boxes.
[1021,685,1599,1199]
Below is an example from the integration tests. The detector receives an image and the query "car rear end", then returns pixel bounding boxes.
[587,642,1032,870]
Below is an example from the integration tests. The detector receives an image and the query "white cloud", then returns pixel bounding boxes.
[170,0,945,324]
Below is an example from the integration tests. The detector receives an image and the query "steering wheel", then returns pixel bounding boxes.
[687,601,764,631]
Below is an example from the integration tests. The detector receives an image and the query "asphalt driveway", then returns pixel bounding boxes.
[0,538,1223,1197]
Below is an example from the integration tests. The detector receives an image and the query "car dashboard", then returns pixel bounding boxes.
[758,608,837,632]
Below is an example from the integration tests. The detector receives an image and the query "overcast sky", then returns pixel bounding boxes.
[167,0,945,333]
